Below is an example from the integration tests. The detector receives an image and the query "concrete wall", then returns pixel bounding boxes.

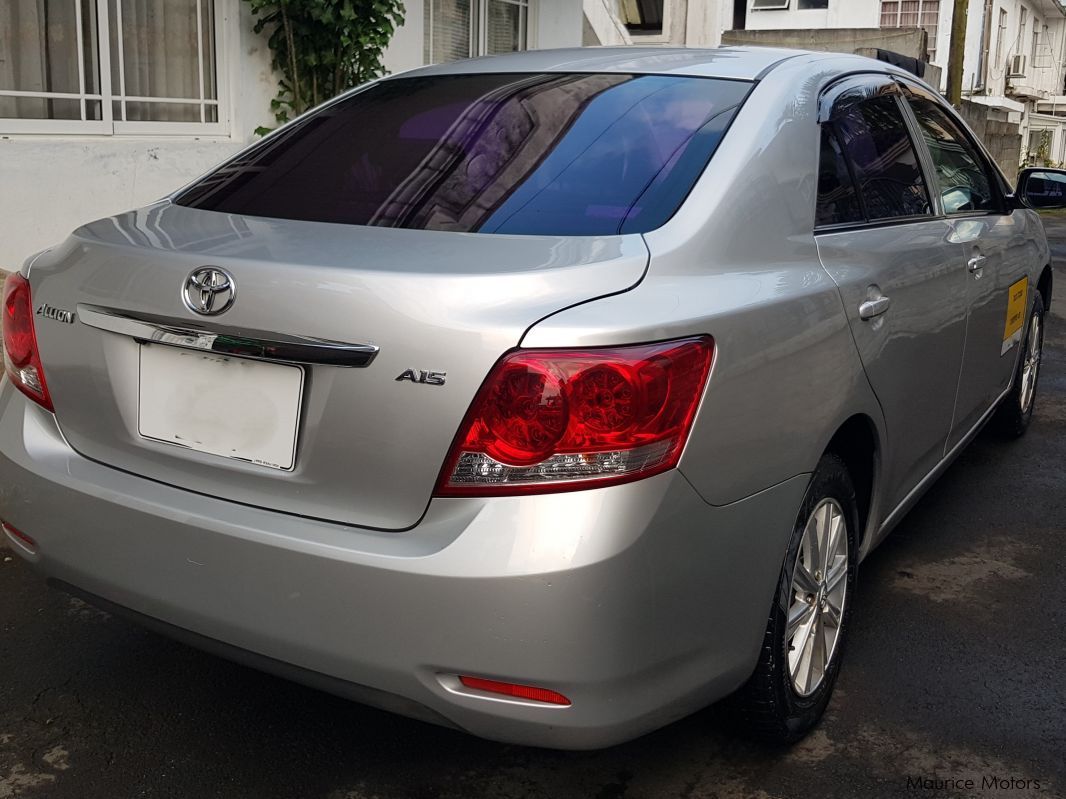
[722,26,931,60]
[684,0,727,47]
[960,99,1024,182]
[0,0,276,272]
[721,26,941,84]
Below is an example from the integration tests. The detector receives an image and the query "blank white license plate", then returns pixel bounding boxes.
[138,344,304,471]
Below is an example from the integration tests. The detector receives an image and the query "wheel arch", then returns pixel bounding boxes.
[1037,264,1053,312]
[822,414,880,550]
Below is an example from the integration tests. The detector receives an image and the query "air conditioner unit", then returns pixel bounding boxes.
[1008,54,1027,78]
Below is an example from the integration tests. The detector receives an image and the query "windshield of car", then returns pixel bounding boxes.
[174,72,751,236]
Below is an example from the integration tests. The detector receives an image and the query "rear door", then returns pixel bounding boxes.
[898,82,1033,448]
[814,75,969,509]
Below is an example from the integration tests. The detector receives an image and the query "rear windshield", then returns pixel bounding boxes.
[175,72,750,236]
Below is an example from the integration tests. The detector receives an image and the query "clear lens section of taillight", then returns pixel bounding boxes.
[2,273,53,412]
[435,337,713,496]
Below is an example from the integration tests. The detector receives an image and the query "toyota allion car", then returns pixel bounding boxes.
[0,47,1052,748]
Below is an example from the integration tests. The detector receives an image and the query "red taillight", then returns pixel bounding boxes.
[458,675,571,706]
[436,337,713,496]
[2,273,53,412]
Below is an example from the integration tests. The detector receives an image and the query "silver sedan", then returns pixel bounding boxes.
[0,46,1051,748]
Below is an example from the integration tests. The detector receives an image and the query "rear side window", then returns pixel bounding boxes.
[817,127,863,226]
[817,89,931,225]
[175,73,750,236]
[903,91,997,214]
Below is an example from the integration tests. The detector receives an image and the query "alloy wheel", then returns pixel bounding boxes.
[786,498,849,697]
[1019,311,1043,415]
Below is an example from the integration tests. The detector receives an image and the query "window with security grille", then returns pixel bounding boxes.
[0,0,224,135]
[879,0,941,62]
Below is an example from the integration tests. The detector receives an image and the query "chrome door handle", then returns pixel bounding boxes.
[858,296,891,320]
[968,255,987,273]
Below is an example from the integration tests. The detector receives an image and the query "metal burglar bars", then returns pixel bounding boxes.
[0,0,227,136]
[880,0,942,60]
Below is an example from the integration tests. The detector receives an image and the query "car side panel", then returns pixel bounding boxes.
[948,210,1046,448]
[816,221,969,511]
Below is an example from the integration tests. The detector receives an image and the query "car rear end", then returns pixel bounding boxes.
[0,63,801,748]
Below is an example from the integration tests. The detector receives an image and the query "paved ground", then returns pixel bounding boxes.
[2,227,1065,799]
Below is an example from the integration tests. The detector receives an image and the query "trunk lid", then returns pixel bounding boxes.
[29,203,648,529]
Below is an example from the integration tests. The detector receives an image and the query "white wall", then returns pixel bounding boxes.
[900,0,1066,98]
[383,1,426,74]
[0,0,276,271]
[744,0,879,32]
[534,0,585,50]
[685,0,727,46]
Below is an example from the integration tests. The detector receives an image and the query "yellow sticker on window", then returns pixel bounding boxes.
[1002,276,1028,355]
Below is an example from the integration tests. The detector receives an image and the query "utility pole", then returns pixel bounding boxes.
[947,0,969,107]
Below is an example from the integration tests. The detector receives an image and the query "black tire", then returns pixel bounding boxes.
[730,453,859,744]
[993,292,1046,438]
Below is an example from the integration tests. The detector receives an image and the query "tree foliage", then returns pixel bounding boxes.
[244,0,405,134]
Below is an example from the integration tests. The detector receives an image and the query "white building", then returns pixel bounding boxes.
[0,0,583,270]
[735,0,1066,165]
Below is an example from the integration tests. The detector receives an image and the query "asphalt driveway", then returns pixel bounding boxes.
[1,222,1064,799]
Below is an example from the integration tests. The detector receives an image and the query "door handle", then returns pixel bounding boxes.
[858,296,891,320]
[968,255,987,274]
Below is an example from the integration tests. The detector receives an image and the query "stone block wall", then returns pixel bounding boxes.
[958,101,1023,185]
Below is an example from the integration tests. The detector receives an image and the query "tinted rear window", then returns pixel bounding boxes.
[175,73,751,235]
[827,91,930,222]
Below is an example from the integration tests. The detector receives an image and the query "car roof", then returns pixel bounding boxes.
[387,46,820,82]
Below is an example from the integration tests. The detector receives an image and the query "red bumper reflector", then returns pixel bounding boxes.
[2,521,37,553]
[459,675,571,706]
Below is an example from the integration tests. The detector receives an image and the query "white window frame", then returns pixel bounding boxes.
[424,0,534,63]
[480,0,531,55]
[0,0,230,137]
[750,0,791,10]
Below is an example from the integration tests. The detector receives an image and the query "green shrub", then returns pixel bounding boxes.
[244,0,405,134]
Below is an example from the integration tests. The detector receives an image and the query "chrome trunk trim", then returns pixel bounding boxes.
[77,304,378,367]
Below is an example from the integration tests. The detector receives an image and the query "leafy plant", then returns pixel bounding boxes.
[244,0,405,135]
[1035,129,1052,167]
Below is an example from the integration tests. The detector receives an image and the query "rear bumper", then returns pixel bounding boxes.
[0,384,807,748]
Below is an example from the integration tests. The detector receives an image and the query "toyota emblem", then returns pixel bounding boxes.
[183,267,235,316]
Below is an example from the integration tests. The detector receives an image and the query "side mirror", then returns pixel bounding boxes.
[1018,167,1066,209]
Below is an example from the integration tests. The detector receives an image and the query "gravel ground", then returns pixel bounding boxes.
[1,224,1064,799]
